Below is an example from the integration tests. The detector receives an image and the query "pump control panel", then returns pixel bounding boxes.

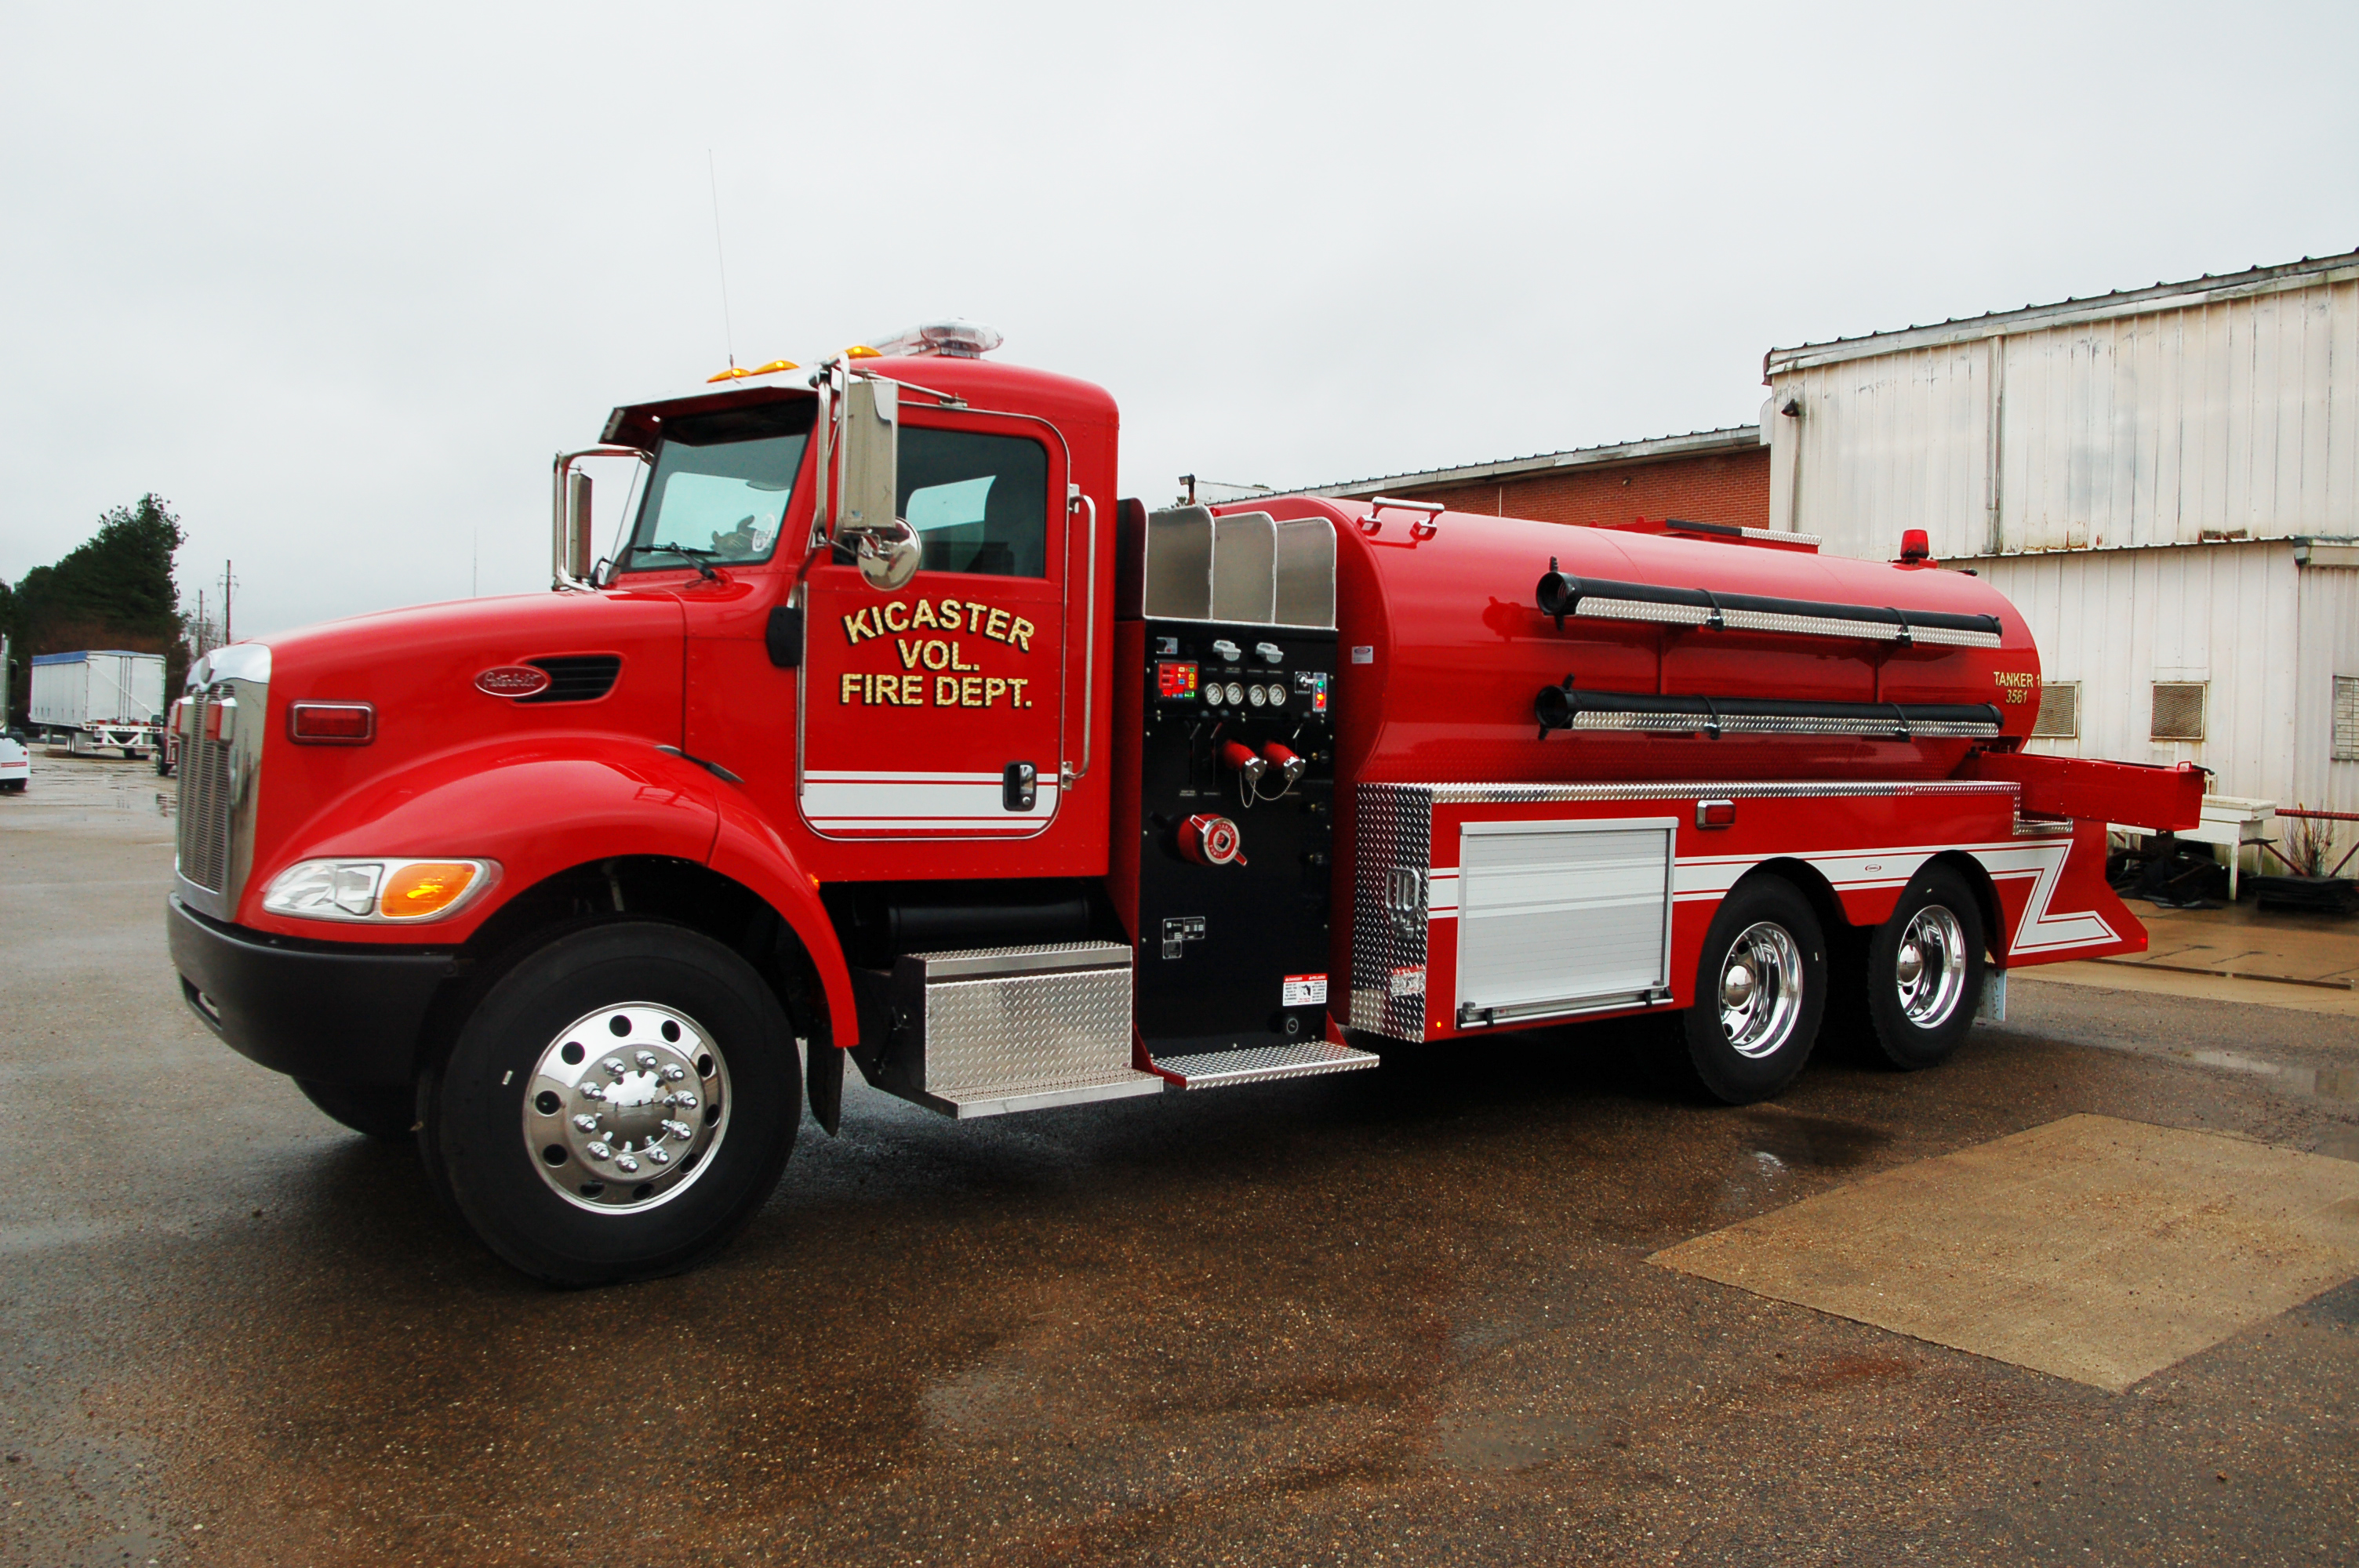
[1132,621,1338,1059]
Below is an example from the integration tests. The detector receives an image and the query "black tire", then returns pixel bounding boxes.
[1659,877,1827,1105]
[296,1078,418,1140]
[421,920,798,1287]
[0,780,22,795]
[1861,866,1986,1071]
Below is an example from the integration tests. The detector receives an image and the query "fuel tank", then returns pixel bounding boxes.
[1246,501,2041,787]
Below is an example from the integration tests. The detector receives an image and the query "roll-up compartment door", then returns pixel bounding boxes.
[1455,818,1677,1027]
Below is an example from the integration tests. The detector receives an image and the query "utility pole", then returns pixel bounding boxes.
[221,561,234,645]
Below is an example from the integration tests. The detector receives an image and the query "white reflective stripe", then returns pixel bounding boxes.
[805,769,1005,784]
[1427,869,1460,915]
[802,779,1057,819]
[807,820,1046,833]
[1970,841,2117,953]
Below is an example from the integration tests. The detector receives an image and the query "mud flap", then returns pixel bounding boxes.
[807,1036,844,1136]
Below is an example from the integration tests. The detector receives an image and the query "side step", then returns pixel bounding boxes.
[1149,1040,1380,1089]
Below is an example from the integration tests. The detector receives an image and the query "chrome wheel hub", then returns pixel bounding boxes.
[1894,905,1967,1029]
[1717,921,1802,1060]
[522,1003,730,1212]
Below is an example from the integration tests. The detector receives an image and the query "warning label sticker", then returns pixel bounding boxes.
[1282,973,1329,1007]
[1389,966,1426,998]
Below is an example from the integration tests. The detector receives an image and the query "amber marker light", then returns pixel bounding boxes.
[378,862,480,920]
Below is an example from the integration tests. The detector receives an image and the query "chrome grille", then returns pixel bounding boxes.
[176,698,235,892]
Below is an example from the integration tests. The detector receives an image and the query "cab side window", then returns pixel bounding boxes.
[897,426,1049,579]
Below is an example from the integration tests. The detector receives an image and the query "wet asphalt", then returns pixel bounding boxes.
[2,758,2354,1567]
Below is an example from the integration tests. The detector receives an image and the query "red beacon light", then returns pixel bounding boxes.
[1899,528,1934,564]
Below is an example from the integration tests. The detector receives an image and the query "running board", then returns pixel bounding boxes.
[1148,1040,1381,1088]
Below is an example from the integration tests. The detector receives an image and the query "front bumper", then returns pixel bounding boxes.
[167,895,462,1087]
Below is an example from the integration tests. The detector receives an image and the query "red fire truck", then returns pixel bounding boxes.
[165,322,2202,1285]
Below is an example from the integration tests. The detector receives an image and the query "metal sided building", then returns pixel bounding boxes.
[1761,249,2359,830]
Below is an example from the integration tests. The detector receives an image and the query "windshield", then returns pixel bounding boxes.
[620,398,814,570]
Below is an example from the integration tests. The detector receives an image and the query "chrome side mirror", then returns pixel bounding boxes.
[835,378,917,591]
[565,470,594,582]
[551,446,645,591]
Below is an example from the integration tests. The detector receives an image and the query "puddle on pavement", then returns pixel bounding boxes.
[2177,1047,2359,1104]
[1712,1112,1892,1215]
[2,757,177,818]
[1739,1110,1890,1170]
[1430,1411,1600,1471]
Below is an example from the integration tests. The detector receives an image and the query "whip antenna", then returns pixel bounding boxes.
[707,148,738,370]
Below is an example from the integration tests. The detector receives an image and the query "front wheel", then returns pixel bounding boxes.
[423,921,799,1286]
[1659,877,1827,1105]
[1861,866,1986,1070]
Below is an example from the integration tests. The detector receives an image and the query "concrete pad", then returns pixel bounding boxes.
[1650,1114,2359,1392]
[2017,964,2359,1020]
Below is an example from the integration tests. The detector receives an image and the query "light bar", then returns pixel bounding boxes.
[858,321,1004,360]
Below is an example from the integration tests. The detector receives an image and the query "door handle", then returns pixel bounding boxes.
[1002,761,1038,812]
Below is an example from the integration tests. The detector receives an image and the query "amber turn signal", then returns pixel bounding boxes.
[377,862,479,919]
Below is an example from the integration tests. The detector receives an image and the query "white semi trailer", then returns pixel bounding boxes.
[30,650,166,757]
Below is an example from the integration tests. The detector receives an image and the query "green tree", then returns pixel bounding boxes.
[2,495,188,724]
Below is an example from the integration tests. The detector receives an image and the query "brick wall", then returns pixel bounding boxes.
[1363,445,1771,530]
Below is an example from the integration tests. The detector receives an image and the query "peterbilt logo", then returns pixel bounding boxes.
[475,665,551,698]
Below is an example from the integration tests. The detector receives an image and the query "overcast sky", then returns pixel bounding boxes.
[4,1,2354,641]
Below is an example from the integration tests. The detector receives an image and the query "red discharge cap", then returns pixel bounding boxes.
[1178,814,1246,867]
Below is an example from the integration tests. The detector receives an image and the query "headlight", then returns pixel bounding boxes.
[262,858,497,923]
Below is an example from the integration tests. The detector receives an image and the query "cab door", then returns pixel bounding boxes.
[799,402,1068,840]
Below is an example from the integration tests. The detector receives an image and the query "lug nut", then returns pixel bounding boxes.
[585,1142,612,1162]
[603,1058,627,1077]
[572,1114,598,1133]
[674,1091,698,1110]
[614,1155,640,1174]
[634,1051,657,1069]
[661,1065,686,1083]
[661,1119,693,1140]
[645,1147,671,1165]
[579,1082,605,1101]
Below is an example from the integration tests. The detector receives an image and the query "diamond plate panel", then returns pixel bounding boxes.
[918,962,1136,1099]
[1150,1040,1379,1087]
[1350,783,1434,1041]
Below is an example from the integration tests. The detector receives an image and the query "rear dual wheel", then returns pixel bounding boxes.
[1660,878,1827,1105]
[421,921,799,1286]
[1859,867,1985,1071]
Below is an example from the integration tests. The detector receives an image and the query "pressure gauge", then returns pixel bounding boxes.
[1247,684,1267,708]
[1266,684,1287,708]
[1224,682,1245,706]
